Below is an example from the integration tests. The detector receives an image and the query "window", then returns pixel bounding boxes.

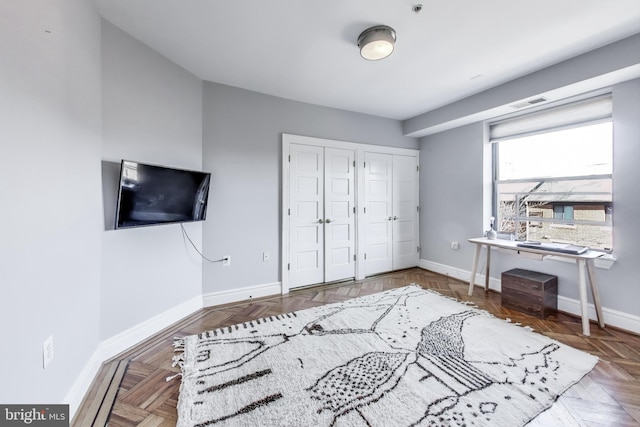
[491,95,613,251]
[553,205,574,222]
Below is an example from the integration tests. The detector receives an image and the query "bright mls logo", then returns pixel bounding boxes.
[0,405,68,426]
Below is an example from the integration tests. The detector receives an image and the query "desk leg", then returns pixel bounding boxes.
[586,260,605,328]
[577,259,590,336]
[484,246,491,292]
[468,244,482,296]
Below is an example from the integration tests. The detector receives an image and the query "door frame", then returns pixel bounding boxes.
[282,133,419,294]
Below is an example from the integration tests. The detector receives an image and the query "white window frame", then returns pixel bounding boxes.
[489,94,613,252]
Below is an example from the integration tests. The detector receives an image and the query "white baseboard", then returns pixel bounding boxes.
[65,348,103,422]
[65,295,202,420]
[556,295,640,334]
[67,282,283,419]
[419,259,502,291]
[203,282,282,307]
[419,258,640,334]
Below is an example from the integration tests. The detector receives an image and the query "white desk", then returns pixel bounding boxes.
[467,237,605,336]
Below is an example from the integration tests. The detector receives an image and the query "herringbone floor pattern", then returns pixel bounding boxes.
[73,268,640,426]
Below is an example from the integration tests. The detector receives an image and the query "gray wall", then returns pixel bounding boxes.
[202,83,418,295]
[100,21,204,340]
[419,122,485,267]
[0,0,103,404]
[419,79,640,316]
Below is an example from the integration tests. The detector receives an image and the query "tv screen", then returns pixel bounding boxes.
[115,160,211,229]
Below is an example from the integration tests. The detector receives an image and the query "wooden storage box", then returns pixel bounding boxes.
[501,268,558,318]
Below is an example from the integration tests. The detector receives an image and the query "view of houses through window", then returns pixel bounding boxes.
[494,120,613,251]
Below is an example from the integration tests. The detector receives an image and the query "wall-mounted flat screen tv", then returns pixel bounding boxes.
[115,160,211,229]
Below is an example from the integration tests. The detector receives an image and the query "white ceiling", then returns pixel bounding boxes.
[95,0,640,121]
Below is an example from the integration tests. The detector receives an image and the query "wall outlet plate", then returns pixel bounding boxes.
[263,252,269,262]
[43,335,54,369]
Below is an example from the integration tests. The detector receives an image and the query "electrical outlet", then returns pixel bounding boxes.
[223,255,231,267]
[450,241,459,250]
[43,335,54,369]
[263,252,269,262]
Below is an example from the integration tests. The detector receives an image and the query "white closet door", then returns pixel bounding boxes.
[364,152,393,275]
[324,148,356,282]
[289,144,325,287]
[393,155,419,269]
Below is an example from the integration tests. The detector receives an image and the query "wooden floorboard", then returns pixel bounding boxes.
[71,268,640,426]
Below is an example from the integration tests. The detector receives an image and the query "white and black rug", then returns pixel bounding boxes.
[172,285,597,427]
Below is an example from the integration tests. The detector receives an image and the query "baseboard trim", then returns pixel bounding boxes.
[67,281,285,419]
[419,258,640,334]
[203,282,282,307]
[66,295,202,420]
[66,348,104,422]
[419,259,502,291]
[556,295,640,334]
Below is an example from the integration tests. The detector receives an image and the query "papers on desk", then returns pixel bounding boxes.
[516,241,589,255]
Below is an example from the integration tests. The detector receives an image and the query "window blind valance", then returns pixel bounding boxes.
[490,94,612,142]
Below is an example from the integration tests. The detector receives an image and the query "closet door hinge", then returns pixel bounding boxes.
[288,208,290,216]
[364,253,367,260]
[287,263,290,271]
[417,246,421,253]
[353,160,356,167]
[353,254,356,261]
[364,207,367,214]
[363,161,366,168]
[288,154,291,162]
[417,165,419,172]
[417,206,420,212]
[353,207,356,214]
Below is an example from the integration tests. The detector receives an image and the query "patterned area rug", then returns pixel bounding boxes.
[172,285,597,427]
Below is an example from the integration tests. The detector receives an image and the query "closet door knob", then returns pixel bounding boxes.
[388,216,393,221]
[317,219,324,224]
[393,216,398,220]
[325,219,332,223]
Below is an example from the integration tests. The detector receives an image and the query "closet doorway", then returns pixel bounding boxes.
[282,134,419,293]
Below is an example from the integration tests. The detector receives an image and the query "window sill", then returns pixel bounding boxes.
[543,253,617,269]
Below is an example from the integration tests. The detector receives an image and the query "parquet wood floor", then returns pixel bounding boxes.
[72,268,640,426]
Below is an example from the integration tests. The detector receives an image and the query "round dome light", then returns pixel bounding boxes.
[357,25,396,61]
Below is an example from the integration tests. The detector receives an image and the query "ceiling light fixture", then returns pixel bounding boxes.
[357,25,396,61]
